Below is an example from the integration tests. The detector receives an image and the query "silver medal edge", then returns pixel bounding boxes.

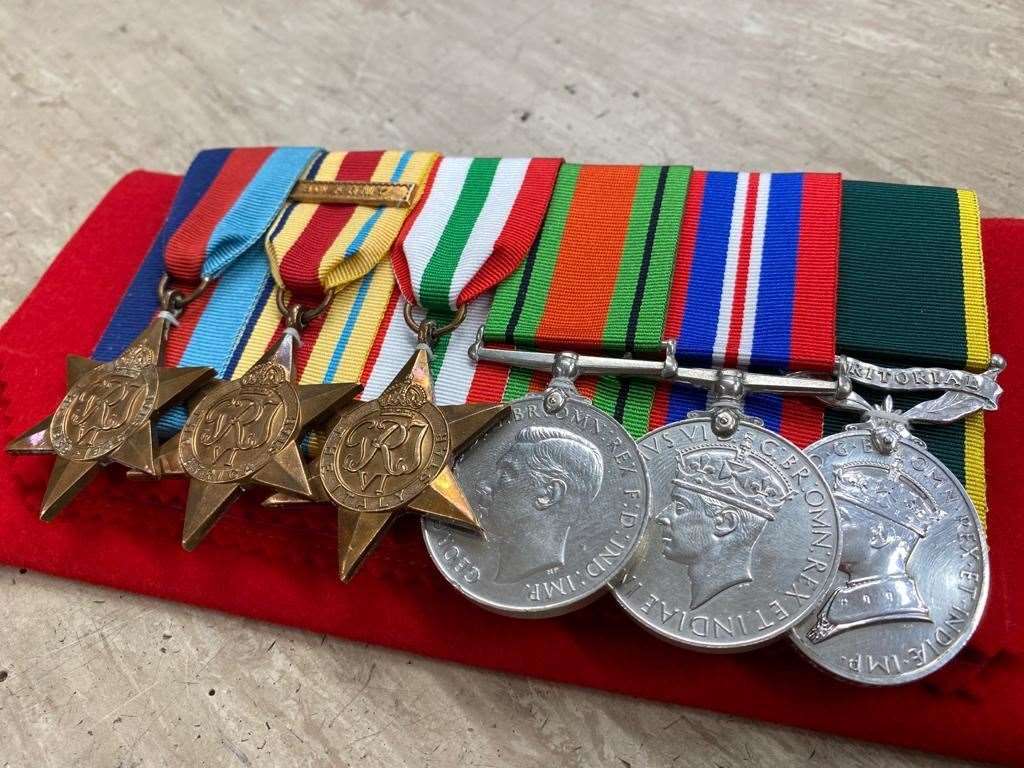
[422,392,651,619]
[787,429,991,686]
[612,416,843,653]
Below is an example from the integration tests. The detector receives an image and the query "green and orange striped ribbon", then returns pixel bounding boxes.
[483,163,691,436]
[485,163,691,355]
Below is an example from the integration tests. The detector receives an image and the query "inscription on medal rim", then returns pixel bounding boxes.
[423,393,648,618]
[790,430,989,684]
[614,417,841,651]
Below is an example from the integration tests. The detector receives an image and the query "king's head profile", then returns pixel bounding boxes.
[658,439,791,609]
[806,461,947,643]
[478,425,604,583]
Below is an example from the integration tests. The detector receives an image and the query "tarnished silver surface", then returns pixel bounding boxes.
[614,417,841,651]
[423,391,648,617]
[790,429,989,685]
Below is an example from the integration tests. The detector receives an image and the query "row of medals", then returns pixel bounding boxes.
[13,305,1002,686]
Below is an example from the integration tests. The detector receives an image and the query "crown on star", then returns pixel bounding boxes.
[240,362,288,389]
[673,437,793,521]
[378,374,429,412]
[113,344,156,374]
[833,460,947,538]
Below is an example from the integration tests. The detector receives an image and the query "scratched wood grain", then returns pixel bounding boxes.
[1,0,1020,765]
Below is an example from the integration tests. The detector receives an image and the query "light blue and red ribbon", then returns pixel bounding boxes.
[94,146,321,434]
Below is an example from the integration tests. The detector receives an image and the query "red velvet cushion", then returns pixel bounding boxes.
[1,172,1021,764]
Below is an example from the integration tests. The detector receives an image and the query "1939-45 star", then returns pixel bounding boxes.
[7,317,215,520]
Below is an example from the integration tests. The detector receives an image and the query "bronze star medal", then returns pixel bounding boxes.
[267,347,508,581]
[153,330,361,550]
[7,317,216,520]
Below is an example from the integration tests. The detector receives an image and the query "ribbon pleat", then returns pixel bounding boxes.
[392,156,562,311]
[267,150,438,298]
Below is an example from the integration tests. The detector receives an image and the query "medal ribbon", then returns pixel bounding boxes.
[437,163,691,438]
[485,163,692,356]
[390,156,562,311]
[266,150,438,299]
[652,170,842,447]
[826,180,991,520]
[95,147,397,437]
[95,146,320,363]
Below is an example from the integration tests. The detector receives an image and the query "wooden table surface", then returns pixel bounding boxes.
[1,1,1019,765]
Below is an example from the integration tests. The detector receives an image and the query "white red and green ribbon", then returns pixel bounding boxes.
[391,156,562,312]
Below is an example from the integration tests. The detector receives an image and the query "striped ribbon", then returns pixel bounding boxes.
[484,163,692,356]
[94,156,992,521]
[95,147,397,437]
[391,156,562,311]
[666,170,841,371]
[266,150,438,299]
[826,180,991,522]
[653,170,842,448]
[164,147,320,282]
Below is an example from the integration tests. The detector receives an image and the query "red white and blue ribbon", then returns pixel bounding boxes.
[653,169,841,443]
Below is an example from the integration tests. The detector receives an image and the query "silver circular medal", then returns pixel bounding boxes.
[613,416,841,651]
[422,391,648,617]
[790,429,989,684]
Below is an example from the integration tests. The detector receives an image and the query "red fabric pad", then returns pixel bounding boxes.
[1,172,1021,765]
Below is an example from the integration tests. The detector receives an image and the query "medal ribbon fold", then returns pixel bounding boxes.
[391,156,562,312]
[266,150,437,299]
[164,146,321,282]
[95,148,409,438]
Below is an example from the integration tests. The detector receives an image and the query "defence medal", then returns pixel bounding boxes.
[791,357,1002,683]
[268,155,562,580]
[421,162,690,615]
[611,170,845,650]
[154,149,440,550]
[6,286,214,520]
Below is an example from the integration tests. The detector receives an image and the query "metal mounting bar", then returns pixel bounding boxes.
[468,327,841,399]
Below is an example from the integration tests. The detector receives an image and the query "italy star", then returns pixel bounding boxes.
[153,331,361,550]
[265,347,508,581]
[7,316,216,521]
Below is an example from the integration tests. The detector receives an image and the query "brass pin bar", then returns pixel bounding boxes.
[289,180,416,208]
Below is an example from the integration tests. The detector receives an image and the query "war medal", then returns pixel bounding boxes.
[6,288,214,520]
[612,171,845,650]
[422,162,691,615]
[791,357,1001,683]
